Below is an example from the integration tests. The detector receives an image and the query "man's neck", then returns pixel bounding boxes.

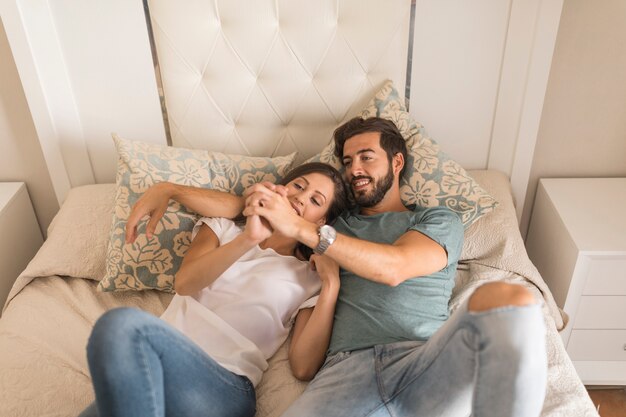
[358,187,407,216]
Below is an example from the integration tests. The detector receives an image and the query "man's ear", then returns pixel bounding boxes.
[392,152,405,176]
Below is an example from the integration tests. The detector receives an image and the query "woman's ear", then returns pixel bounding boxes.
[316,217,327,227]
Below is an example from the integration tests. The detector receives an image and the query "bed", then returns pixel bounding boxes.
[0,170,598,417]
[0,0,599,416]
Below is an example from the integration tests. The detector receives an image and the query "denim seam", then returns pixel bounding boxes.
[139,326,253,394]
[471,346,480,416]
[375,346,390,403]
[136,329,161,417]
[321,349,390,417]
[375,346,397,417]
[363,402,393,417]
[383,321,480,404]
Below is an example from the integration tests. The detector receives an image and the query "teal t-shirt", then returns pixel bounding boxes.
[328,205,464,355]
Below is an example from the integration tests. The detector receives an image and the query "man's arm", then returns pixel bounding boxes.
[242,186,450,286]
[298,223,448,286]
[125,182,244,243]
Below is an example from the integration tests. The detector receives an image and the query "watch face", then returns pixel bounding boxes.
[315,225,337,254]
[320,224,337,239]
[320,225,336,241]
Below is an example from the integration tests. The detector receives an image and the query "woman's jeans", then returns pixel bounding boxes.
[78,307,256,417]
[281,300,548,417]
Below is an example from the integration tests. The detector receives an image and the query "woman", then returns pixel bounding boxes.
[78,162,349,417]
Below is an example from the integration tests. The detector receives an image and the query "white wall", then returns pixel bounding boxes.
[0,18,58,235]
[5,0,622,238]
[522,0,626,236]
[48,0,167,183]
[1,0,167,208]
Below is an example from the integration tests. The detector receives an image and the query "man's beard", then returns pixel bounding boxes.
[351,167,395,207]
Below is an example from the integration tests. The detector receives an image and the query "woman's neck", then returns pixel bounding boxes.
[259,232,298,257]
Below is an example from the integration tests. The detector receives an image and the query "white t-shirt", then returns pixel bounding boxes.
[160,217,320,386]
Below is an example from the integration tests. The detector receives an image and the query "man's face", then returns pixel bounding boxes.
[341,132,395,207]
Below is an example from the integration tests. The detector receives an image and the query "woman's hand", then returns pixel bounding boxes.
[242,214,273,245]
[126,183,246,245]
[126,182,173,243]
[310,254,340,293]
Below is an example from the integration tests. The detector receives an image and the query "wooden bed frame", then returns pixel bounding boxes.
[1,0,564,223]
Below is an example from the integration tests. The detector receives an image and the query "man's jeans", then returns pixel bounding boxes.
[78,307,256,417]
[282,300,547,417]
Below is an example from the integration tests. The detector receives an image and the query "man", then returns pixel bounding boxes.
[127,117,547,417]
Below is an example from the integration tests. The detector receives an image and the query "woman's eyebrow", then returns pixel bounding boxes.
[299,176,327,203]
[314,190,327,203]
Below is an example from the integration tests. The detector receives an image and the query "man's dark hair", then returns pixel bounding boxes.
[333,117,408,178]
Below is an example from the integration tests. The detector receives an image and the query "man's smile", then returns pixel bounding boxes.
[351,176,372,191]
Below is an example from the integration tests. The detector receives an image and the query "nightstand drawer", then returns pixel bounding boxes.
[574,296,626,329]
[526,178,626,385]
[582,257,626,295]
[568,330,626,361]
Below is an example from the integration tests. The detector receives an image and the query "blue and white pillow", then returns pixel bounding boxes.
[100,135,296,292]
[309,80,498,227]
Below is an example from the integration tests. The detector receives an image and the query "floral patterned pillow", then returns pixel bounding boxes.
[99,135,296,292]
[308,80,498,227]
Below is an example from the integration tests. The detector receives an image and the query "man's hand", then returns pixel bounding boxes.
[242,181,288,200]
[125,182,173,243]
[242,184,305,239]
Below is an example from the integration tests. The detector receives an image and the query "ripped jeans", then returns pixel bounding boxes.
[281,300,547,417]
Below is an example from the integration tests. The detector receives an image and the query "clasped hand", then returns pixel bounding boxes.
[242,182,304,239]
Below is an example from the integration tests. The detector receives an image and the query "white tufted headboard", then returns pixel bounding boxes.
[147,0,410,162]
[1,0,564,223]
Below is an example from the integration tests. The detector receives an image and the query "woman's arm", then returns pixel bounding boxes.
[175,215,271,295]
[288,255,340,381]
[126,182,245,243]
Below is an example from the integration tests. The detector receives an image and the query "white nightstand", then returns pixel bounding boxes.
[526,178,626,385]
[0,183,43,314]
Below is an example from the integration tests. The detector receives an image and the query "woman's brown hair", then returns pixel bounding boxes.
[279,162,349,260]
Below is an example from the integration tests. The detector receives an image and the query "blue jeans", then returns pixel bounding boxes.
[281,300,547,417]
[78,308,256,417]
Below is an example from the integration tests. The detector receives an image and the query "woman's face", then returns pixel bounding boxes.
[285,172,335,225]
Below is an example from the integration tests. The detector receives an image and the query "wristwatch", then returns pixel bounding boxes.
[314,225,337,255]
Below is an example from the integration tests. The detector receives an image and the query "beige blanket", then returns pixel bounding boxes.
[0,172,598,416]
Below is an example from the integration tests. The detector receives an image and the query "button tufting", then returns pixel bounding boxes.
[149,0,410,159]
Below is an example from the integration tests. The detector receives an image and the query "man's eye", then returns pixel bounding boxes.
[343,160,352,167]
